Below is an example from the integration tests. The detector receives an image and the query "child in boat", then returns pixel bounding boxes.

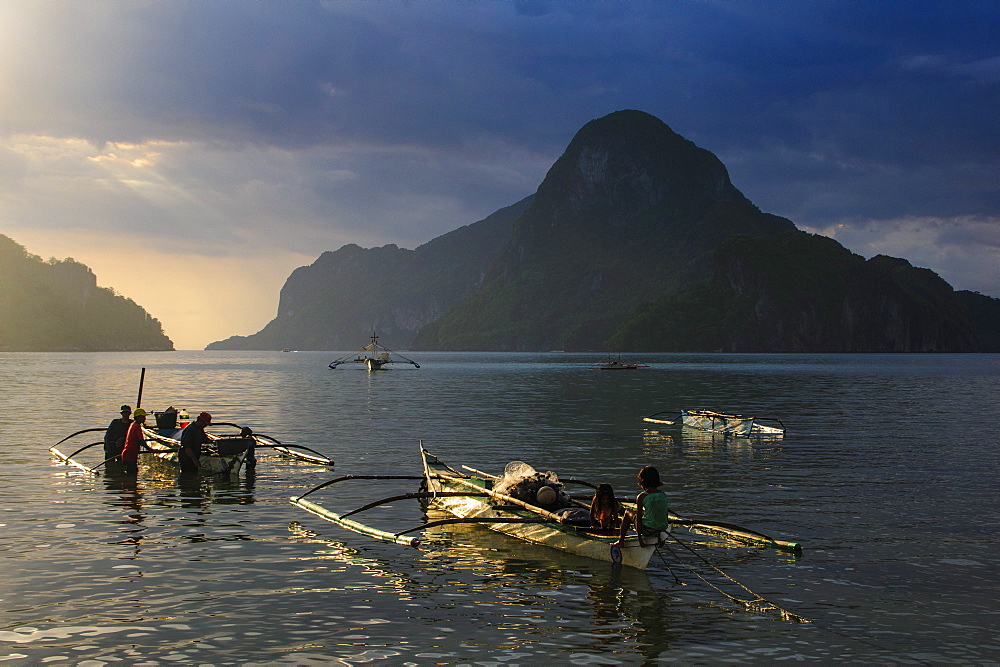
[590,483,623,529]
[614,465,669,547]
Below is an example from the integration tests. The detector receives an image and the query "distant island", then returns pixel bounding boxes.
[0,234,173,352]
[209,110,1000,353]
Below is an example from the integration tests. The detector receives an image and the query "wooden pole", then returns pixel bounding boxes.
[135,367,146,409]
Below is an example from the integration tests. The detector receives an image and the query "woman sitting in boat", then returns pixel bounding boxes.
[615,465,669,547]
[589,483,623,530]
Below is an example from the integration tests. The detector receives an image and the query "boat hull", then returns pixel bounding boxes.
[421,449,661,570]
[680,410,784,436]
[142,427,249,475]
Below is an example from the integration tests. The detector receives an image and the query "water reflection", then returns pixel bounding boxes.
[642,426,784,459]
[289,512,690,661]
[102,471,146,559]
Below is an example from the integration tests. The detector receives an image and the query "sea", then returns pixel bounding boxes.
[1,351,997,665]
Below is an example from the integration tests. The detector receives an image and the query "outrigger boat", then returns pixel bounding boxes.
[328,332,420,371]
[592,353,648,370]
[50,369,335,475]
[290,445,800,571]
[644,409,785,437]
[51,413,335,475]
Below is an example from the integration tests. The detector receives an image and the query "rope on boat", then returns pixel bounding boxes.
[656,535,810,623]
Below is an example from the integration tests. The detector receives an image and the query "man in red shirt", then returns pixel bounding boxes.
[121,408,148,475]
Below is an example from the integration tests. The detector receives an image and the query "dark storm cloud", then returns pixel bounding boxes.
[2,0,997,290]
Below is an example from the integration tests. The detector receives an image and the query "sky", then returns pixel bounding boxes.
[1,1,997,349]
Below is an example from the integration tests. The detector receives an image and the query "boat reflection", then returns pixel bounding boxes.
[290,510,686,660]
[642,426,783,457]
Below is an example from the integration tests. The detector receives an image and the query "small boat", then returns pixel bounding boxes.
[290,446,800,570]
[49,369,334,475]
[592,353,648,370]
[328,332,420,371]
[644,409,785,437]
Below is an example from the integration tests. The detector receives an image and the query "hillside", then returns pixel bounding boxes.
[208,110,994,353]
[608,231,980,352]
[413,110,795,350]
[0,234,174,351]
[207,197,531,350]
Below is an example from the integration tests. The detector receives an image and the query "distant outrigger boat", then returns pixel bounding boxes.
[328,333,420,371]
[592,353,648,370]
[644,409,785,437]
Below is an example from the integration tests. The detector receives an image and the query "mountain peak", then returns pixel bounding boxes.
[534,110,747,224]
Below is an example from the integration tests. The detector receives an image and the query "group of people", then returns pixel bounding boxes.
[103,405,214,475]
[589,465,670,547]
[105,403,667,544]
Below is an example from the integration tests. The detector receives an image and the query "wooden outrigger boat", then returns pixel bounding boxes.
[328,332,420,371]
[290,445,800,570]
[51,416,335,475]
[592,353,648,370]
[644,409,785,437]
[50,368,334,475]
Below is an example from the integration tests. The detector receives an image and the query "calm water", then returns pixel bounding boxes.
[1,351,998,664]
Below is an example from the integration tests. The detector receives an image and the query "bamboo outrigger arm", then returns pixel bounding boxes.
[291,497,422,547]
[669,515,801,553]
[51,427,108,447]
[339,491,490,519]
[296,474,426,501]
[49,442,104,473]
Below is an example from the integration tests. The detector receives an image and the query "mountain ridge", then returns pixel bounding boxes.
[207,110,998,352]
[0,234,174,351]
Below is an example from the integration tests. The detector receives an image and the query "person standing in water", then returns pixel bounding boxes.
[615,465,669,547]
[179,412,212,474]
[120,408,147,475]
[104,405,132,462]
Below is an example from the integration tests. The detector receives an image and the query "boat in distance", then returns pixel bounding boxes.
[592,353,649,370]
[644,408,785,437]
[290,446,800,570]
[328,332,420,371]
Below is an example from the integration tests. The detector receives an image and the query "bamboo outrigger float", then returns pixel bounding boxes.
[49,368,335,475]
[644,409,786,437]
[328,332,420,371]
[290,445,800,570]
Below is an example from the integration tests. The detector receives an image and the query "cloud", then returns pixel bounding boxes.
[804,215,1000,296]
[0,0,997,348]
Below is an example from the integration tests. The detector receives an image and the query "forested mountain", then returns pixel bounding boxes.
[0,234,173,351]
[208,110,997,352]
[207,197,531,350]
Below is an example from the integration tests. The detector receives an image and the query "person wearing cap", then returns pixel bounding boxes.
[120,408,148,475]
[104,405,132,462]
[179,411,213,474]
